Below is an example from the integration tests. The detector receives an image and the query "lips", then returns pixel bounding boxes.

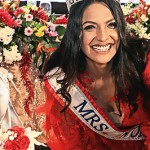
[91,44,111,52]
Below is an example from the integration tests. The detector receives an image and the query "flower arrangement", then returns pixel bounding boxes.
[0,0,67,117]
[0,0,67,69]
[122,0,150,39]
[0,2,67,148]
[0,126,46,150]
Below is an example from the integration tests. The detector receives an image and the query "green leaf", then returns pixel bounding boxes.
[56,26,66,37]
[36,54,43,68]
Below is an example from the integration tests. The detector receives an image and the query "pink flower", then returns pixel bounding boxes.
[49,24,56,32]
[44,28,49,34]
[25,14,33,21]
[24,27,33,36]
[16,19,22,26]
[48,31,58,37]
[45,24,58,37]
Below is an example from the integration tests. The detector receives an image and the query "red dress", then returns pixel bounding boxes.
[36,54,150,150]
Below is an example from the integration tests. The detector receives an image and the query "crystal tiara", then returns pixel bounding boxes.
[66,0,83,11]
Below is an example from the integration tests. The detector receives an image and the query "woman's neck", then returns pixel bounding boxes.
[86,62,112,80]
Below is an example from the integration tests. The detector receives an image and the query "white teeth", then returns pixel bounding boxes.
[92,44,111,51]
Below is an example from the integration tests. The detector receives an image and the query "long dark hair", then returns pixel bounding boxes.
[41,0,150,115]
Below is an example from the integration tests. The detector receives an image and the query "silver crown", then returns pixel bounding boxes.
[66,0,83,11]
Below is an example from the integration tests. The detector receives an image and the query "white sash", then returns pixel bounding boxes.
[46,68,145,141]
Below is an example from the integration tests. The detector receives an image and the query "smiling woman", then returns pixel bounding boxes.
[81,3,120,65]
[36,0,150,150]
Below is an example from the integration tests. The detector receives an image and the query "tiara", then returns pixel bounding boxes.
[66,0,83,11]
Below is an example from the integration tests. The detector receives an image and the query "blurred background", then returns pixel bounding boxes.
[19,0,148,15]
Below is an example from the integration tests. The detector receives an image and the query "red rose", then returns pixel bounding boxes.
[11,126,25,137]
[4,140,13,150]
[4,140,18,150]
[17,135,30,149]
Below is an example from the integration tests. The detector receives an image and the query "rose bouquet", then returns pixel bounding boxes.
[0,126,46,150]
[122,0,150,39]
[0,0,67,69]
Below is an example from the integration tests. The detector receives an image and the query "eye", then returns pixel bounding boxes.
[83,25,96,32]
[108,22,117,29]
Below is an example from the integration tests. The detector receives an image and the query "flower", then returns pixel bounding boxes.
[0,1,67,70]
[3,45,22,64]
[0,126,45,150]
[122,0,150,39]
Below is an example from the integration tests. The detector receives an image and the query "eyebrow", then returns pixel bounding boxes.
[82,18,115,26]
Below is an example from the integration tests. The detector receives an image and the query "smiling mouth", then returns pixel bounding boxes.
[92,44,111,52]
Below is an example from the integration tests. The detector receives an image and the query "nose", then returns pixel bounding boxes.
[96,27,108,41]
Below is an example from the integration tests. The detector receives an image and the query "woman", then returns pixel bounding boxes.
[36,0,150,149]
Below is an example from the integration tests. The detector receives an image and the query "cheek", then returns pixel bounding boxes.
[117,39,120,49]
[115,35,120,49]
[82,32,94,48]
[81,39,90,54]
[111,32,120,48]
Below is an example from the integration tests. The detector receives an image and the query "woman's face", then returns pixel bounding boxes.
[81,2,120,67]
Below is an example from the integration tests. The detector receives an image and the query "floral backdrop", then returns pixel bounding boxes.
[0,0,149,149]
[0,0,67,149]
[0,0,67,69]
[122,0,150,39]
[0,0,67,110]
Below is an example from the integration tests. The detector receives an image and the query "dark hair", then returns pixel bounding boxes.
[41,0,150,115]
